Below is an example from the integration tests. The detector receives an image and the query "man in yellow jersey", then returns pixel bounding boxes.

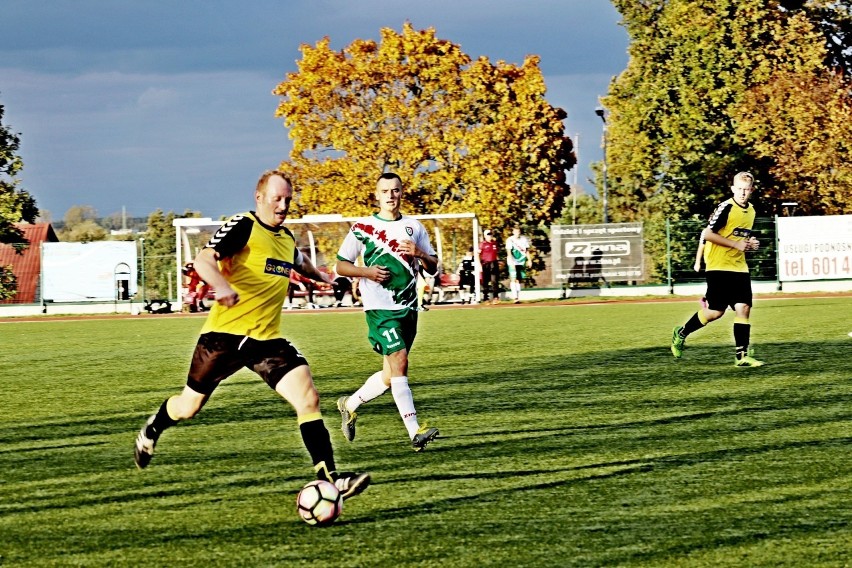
[671,171,764,367]
[134,171,370,499]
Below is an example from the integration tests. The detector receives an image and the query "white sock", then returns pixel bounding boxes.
[347,371,387,412]
[512,281,520,299]
[390,376,420,439]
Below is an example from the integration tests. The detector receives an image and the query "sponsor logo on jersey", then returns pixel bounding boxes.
[264,258,295,276]
[406,226,414,236]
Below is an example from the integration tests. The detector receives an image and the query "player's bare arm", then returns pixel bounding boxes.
[336,259,390,284]
[296,255,333,284]
[703,230,758,252]
[193,247,239,306]
[693,228,709,272]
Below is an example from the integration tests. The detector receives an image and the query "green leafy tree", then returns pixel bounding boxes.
[604,0,839,280]
[61,205,98,228]
[142,209,202,299]
[273,23,575,240]
[0,101,39,298]
[58,205,108,243]
[557,192,605,226]
[0,265,16,301]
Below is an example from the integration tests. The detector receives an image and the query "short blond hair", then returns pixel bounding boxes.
[733,171,754,187]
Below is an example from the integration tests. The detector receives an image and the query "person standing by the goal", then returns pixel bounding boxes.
[479,229,500,304]
[505,225,532,304]
[670,171,764,367]
[133,170,370,499]
[335,172,441,452]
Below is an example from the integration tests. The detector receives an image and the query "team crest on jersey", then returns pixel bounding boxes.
[406,226,414,236]
[265,258,294,276]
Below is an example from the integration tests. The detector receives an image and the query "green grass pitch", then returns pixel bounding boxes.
[1,297,850,567]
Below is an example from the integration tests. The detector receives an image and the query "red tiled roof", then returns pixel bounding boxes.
[0,223,59,304]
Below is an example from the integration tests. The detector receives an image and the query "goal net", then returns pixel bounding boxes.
[173,212,481,307]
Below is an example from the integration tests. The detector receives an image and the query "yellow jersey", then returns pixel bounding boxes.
[704,198,755,273]
[200,212,300,340]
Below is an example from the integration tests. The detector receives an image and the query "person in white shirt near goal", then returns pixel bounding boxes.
[505,225,532,304]
[335,172,441,452]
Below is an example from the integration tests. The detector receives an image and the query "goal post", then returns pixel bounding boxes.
[173,212,481,305]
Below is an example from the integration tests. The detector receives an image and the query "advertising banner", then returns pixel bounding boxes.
[550,223,644,284]
[777,215,852,282]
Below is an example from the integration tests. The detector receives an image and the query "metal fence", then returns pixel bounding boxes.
[666,217,778,287]
[0,217,811,306]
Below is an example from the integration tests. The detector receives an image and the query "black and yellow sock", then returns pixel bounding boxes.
[681,311,708,338]
[298,413,336,479]
[145,398,178,439]
[734,317,750,358]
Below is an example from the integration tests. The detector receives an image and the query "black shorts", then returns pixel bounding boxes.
[705,271,753,312]
[186,332,308,395]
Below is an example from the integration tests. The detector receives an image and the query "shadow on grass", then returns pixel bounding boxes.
[5,339,846,456]
[343,434,851,525]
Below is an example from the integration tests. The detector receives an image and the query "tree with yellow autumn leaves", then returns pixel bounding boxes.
[272,23,575,238]
[735,69,852,215]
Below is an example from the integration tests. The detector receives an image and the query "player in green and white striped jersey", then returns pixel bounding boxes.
[335,173,441,452]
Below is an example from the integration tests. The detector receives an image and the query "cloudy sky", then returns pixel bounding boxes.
[1,0,629,222]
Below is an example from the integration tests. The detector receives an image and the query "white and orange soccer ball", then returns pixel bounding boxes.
[296,480,342,526]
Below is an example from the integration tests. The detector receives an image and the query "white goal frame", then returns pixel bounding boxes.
[173,212,482,305]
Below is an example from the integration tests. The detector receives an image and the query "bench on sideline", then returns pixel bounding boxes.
[287,270,362,309]
[426,273,469,304]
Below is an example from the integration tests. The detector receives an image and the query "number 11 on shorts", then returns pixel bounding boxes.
[382,328,401,349]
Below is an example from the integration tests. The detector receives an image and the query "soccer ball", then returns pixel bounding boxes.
[296,480,342,526]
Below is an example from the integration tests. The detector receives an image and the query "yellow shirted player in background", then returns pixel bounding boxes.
[671,171,764,367]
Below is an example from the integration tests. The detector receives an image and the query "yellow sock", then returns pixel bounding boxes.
[297,411,323,425]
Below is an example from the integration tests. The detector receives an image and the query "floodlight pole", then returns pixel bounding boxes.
[573,133,579,225]
[596,106,609,224]
[139,237,146,303]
